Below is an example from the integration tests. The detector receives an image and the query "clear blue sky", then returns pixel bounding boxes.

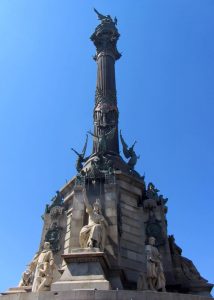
[0,0,213,292]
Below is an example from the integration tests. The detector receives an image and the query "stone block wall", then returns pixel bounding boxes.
[116,175,146,283]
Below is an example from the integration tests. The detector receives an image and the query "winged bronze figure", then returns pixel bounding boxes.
[120,130,140,170]
[71,134,88,173]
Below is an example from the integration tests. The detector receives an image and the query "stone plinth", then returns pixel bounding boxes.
[1,290,212,300]
[51,248,110,291]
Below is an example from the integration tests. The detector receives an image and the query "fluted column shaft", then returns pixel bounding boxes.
[96,52,116,95]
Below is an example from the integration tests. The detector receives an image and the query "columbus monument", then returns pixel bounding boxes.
[2,9,213,300]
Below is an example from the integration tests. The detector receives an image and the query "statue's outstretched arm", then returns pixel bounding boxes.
[83,189,92,211]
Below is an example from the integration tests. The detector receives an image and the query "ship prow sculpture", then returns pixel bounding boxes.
[2,9,213,300]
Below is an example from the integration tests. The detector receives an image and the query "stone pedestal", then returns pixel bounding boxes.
[1,290,213,300]
[51,248,110,291]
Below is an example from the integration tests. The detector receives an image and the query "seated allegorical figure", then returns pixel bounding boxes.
[79,189,108,250]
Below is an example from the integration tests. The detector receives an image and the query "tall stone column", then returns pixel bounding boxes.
[90,15,121,155]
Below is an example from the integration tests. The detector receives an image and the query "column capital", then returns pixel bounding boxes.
[90,14,121,61]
